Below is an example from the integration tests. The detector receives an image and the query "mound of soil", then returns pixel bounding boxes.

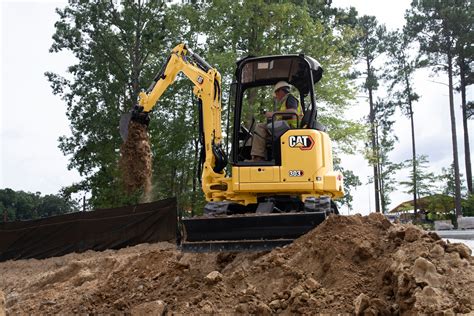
[1,213,473,314]
[119,120,152,198]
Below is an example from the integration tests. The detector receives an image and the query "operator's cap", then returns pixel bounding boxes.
[273,81,291,93]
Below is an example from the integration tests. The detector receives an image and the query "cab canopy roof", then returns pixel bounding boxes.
[235,55,323,96]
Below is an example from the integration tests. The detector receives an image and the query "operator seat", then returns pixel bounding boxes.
[300,108,326,131]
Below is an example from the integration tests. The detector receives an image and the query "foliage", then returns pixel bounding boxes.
[462,194,474,216]
[0,188,78,222]
[406,0,471,216]
[406,0,472,73]
[438,163,467,196]
[356,15,386,92]
[46,0,363,210]
[334,157,362,210]
[356,15,388,213]
[425,194,456,215]
[400,165,469,217]
[399,155,437,198]
[383,30,423,116]
[46,0,184,208]
[374,99,401,213]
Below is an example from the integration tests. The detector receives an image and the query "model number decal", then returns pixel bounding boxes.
[288,135,314,150]
[289,170,304,177]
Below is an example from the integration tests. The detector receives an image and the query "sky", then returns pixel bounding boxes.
[333,0,473,215]
[1,0,82,196]
[0,0,472,214]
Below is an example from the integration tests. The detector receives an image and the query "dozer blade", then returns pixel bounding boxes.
[180,212,326,252]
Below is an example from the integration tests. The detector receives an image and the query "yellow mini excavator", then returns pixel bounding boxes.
[120,43,344,252]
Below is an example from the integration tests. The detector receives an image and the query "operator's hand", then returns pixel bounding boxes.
[265,111,273,118]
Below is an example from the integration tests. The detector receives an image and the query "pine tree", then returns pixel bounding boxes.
[383,29,425,217]
[356,15,386,213]
[399,155,437,199]
[406,0,465,217]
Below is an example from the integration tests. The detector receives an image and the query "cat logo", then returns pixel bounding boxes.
[288,135,314,150]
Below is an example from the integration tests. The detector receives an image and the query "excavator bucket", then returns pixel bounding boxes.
[120,106,151,141]
[119,112,132,141]
[179,211,327,252]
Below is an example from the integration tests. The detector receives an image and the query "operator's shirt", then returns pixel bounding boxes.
[284,94,298,110]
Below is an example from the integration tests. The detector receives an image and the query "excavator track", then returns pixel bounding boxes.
[179,211,327,252]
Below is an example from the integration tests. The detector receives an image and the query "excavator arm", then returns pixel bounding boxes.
[138,44,219,113]
[121,44,227,188]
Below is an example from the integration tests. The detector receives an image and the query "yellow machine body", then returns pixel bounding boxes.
[130,43,344,209]
[206,129,343,205]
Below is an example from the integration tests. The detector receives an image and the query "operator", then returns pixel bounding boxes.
[248,81,303,162]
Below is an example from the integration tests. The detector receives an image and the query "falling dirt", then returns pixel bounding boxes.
[1,213,473,314]
[119,120,152,200]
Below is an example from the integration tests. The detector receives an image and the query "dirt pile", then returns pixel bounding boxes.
[119,120,152,199]
[1,213,473,314]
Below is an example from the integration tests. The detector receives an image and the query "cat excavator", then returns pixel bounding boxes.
[120,43,344,252]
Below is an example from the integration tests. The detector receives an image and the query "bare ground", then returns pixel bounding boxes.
[1,213,473,315]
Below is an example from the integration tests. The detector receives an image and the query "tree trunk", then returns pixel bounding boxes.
[409,100,418,217]
[131,0,143,105]
[376,125,386,213]
[459,55,472,193]
[367,60,381,213]
[447,51,463,218]
[405,71,418,218]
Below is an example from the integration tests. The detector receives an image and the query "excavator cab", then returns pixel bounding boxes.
[230,55,324,165]
[181,54,344,252]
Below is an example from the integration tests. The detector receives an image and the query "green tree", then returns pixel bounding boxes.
[145,3,205,212]
[399,155,437,200]
[373,100,402,213]
[383,29,425,216]
[438,163,467,197]
[37,194,77,218]
[0,189,78,222]
[356,15,387,213]
[46,0,169,208]
[461,194,474,216]
[0,189,18,221]
[406,0,465,217]
[48,0,363,211]
[334,157,362,211]
[451,0,474,194]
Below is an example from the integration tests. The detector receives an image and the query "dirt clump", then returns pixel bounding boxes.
[1,213,473,314]
[0,289,5,316]
[119,120,152,199]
